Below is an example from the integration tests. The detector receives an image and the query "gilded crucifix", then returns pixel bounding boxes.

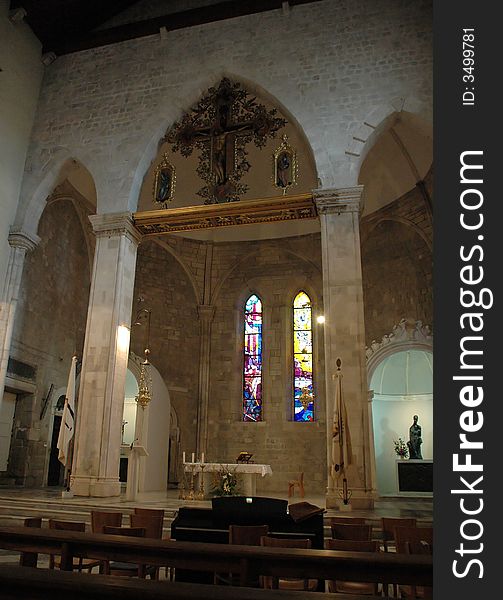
[165,78,286,204]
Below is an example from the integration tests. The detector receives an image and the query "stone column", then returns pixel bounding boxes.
[71,213,141,497]
[0,230,40,406]
[196,304,215,457]
[314,187,374,509]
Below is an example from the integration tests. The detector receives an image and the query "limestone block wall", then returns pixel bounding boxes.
[361,186,433,346]
[9,199,92,486]
[16,0,432,228]
[208,234,326,495]
[130,233,326,494]
[0,4,43,293]
[131,240,201,455]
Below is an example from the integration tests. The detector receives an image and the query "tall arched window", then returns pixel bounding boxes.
[243,294,263,422]
[293,291,314,421]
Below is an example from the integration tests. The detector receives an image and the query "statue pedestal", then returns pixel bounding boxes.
[395,459,433,496]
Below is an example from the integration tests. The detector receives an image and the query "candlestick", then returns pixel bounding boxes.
[191,452,195,463]
[182,451,186,463]
[201,452,205,463]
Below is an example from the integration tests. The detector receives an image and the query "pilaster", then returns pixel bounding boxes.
[71,212,142,497]
[314,186,374,509]
[0,230,40,403]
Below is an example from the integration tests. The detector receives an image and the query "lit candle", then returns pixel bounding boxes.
[182,451,186,463]
[201,452,205,463]
[191,452,195,463]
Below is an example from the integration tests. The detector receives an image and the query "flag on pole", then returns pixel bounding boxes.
[57,356,77,466]
[331,359,352,486]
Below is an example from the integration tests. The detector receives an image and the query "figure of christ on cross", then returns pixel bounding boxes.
[168,78,286,203]
[190,98,260,202]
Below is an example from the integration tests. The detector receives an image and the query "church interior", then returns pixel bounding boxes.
[0,0,433,595]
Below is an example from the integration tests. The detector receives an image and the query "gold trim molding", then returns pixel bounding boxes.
[133,193,317,237]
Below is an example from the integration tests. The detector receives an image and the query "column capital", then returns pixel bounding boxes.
[197,305,216,323]
[313,186,365,215]
[8,229,41,252]
[89,212,142,245]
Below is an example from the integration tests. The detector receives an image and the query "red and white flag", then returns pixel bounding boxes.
[57,356,77,466]
[331,361,352,485]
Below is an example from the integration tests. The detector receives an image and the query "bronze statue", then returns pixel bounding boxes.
[407,415,423,459]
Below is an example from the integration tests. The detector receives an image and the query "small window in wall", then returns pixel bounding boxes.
[293,291,314,421]
[243,294,263,422]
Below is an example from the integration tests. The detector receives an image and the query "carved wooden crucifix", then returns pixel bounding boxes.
[166,78,286,203]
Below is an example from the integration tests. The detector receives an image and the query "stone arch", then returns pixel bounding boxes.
[15,153,97,239]
[346,99,432,187]
[212,245,320,306]
[366,319,433,496]
[361,216,432,253]
[361,219,433,346]
[366,318,433,382]
[128,353,171,493]
[45,194,95,274]
[128,71,319,211]
[148,238,201,304]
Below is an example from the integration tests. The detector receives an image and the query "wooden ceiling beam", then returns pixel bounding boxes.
[49,0,322,55]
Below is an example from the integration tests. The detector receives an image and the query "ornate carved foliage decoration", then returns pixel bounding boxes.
[365,317,433,380]
[134,193,317,236]
[164,78,286,204]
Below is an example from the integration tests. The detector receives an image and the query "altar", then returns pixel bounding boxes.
[183,462,273,498]
[395,459,433,497]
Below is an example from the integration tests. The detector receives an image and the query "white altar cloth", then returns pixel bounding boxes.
[183,462,272,496]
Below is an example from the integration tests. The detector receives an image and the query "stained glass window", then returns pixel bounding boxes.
[243,294,263,422]
[293,291,314,421]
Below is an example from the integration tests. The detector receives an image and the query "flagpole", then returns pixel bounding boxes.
[64,435,75,492]
[57,355,78,497]
[332,357,353,508]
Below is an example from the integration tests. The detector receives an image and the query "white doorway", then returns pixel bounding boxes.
[0,392,16,471]
[370,349,433,496]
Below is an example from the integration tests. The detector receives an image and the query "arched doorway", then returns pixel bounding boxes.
[367,319,433,496]
[124,355,171,493]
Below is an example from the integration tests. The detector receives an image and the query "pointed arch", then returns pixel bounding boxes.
[243,293,263,422]
[15,153,97,238]
[293,290,314,422]
[128,71,319,211]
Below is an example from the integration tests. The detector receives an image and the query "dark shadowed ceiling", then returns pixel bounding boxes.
[11,0,321,56]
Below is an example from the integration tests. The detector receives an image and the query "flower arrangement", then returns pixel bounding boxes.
[211,467,240,496]
[393,438,409,458]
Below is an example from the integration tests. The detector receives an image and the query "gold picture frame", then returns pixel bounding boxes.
[153,154,176,207]
[272,134,298,194]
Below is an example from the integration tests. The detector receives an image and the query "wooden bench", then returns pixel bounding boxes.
[0,565,383,600]
[0,525,432,589]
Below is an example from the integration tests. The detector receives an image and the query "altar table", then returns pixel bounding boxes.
[183,462,272,497]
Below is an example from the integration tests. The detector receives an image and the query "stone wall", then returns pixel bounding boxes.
[131,239,201,455]
[0,3,43,293]
[361,185,433,347]
[17,0,432,226]
[131,233,326,494]
[9,199,91,485]
[208,234,326,495]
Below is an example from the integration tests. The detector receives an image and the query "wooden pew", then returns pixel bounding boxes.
[0,525,432,589]
[0,565,382,600]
